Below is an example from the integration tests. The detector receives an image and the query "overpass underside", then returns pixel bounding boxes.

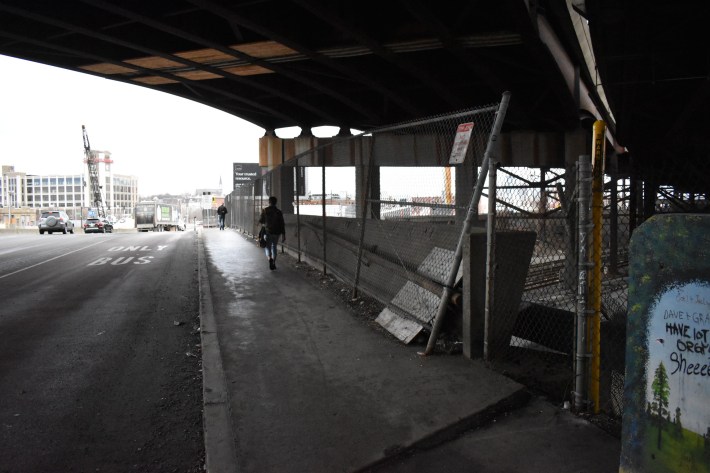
[1,0,708,424]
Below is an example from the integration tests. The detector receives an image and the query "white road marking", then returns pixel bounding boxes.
[0,240,107,280]
[87,256,154,266]
[0,242,51,256]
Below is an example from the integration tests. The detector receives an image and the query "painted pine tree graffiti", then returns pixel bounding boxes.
[651,362,670,450]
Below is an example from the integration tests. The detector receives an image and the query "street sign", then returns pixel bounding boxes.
[448,122,475,164]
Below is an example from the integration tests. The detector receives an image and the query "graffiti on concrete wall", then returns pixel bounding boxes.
[621,215,710,473]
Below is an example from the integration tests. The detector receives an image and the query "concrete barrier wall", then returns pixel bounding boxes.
[462,231,537,359]
[283,215,462,312]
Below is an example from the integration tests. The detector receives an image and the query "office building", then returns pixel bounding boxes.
[2,159,139,223]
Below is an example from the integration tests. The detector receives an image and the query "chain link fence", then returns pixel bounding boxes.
[488,163,631,421]
[223,104,710,430]
[488,153,710,425]
[285,106,499,346]
[225,104,500,345]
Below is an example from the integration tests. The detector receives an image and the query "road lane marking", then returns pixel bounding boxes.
[87,256,154,265]
[0,240,107,280]
[0,241,56,256]
[106,245,168,252]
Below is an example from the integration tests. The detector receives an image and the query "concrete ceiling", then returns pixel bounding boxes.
[0,0,706,192]
[585,0,710,191]
[0,0,584,134]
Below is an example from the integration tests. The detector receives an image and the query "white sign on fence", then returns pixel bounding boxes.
[449,122,475,164]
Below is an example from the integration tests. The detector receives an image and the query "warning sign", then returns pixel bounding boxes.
[449,122,475,164]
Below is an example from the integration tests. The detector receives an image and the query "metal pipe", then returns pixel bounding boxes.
[295,164,302,262]
[358,107,497,136]
[589,120,606,414]
[353,138,375,299]
[609,171,618,274]
[483,159,498,361]
[321,149,327,275]
[368,199,465,210]
[420,91,511,356]
[574,157,592,411]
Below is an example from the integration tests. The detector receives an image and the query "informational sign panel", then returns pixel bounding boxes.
[295,166,306,197]
[233,163,261,188]
[448,122,475,164]
[621,214,710,473]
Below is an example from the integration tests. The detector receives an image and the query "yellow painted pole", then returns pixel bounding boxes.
[589,120,606,414]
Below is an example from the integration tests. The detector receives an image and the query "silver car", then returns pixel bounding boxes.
[38,210,75,235]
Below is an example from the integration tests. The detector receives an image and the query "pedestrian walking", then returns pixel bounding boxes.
[258,196,286,270]
[217,203,228,230]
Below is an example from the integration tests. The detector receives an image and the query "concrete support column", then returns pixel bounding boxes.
[355,162,380,219]
[463,230,536,359]
[259,129,283,171]
[278,166,295,215]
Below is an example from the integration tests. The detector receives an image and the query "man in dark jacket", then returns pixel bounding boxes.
[258,196,286,270]
[217,203,228,230]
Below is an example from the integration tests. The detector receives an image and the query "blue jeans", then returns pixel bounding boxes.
[263,233,279,260]
[218,215,225,229]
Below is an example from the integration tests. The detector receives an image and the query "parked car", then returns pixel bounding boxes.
[38,210,74,234]
[83,217,113,234]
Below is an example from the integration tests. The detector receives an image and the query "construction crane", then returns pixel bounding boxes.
[82,125,105,218]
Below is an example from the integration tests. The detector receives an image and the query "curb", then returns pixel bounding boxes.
[356,388,531,472]
[198,233,238,473]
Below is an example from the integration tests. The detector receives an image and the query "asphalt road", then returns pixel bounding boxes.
[0,231,204,472]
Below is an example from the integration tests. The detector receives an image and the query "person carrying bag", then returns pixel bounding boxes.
[258,196,286,270]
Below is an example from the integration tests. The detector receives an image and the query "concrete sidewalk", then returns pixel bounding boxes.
[198,228,620,473]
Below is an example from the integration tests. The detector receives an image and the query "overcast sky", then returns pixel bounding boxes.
[0,54,461,201]
[0,54,282,196]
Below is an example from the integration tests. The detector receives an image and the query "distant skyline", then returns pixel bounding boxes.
[0,54,332,196]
